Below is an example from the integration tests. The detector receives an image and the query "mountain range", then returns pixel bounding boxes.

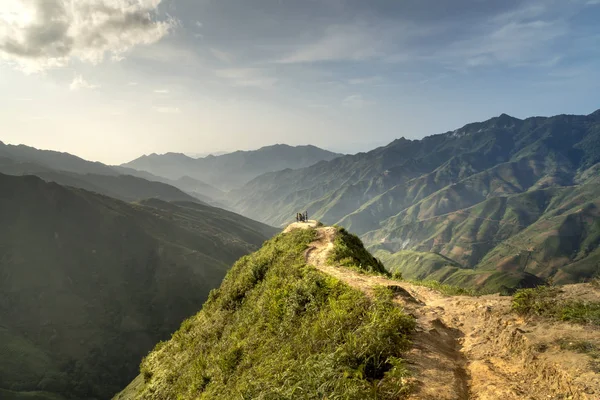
[0,173,277,400]
[229,110,600,292]
[2,108,600,399]
[121,144,342,190]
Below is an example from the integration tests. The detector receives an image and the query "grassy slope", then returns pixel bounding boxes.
[363,183,600,289]
[116,229,415,400]
[371,248,543,294]
[328,227,388,274]
[0,173,276,400]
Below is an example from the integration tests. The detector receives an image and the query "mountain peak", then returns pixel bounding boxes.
[495,113,519,123]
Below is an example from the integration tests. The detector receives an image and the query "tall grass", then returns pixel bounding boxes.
[328,227,388,276]
[135,229,416,399]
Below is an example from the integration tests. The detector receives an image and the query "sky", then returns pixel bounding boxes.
[1,0,599,164]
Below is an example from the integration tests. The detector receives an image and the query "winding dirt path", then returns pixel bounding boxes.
[289,223,600,400]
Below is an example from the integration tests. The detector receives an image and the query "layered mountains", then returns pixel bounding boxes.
[0,173,277,400]
[230,110,600,291]
[0,141,215,205]
[121,144,342,190]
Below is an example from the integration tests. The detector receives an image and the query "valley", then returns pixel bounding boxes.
[0,173,276,400]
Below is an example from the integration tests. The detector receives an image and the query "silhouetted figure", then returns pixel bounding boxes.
[304,211,308,222]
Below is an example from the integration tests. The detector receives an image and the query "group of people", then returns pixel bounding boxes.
[296,211,309,223]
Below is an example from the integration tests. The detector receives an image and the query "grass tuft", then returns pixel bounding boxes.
[512,286,600,325]
[406,280,478,296]
[328,227,388,276]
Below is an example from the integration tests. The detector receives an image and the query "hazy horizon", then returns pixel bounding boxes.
[1,0,599,164]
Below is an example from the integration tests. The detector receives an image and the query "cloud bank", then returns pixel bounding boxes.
[0,0,175,73]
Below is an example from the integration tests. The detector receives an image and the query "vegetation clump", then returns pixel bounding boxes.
[406,280,478,296]
[329,227,388,275]
[128,228,416,400]
[512,286,600,325]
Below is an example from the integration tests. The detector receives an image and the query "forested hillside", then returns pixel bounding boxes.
[0,174,276,400]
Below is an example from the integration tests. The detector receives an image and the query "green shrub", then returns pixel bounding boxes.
[512,286,600,325]
[391,271,403,281]
[328,227,388,275]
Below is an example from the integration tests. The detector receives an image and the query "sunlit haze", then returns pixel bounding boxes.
[1,0,599,164]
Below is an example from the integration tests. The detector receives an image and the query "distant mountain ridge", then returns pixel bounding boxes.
[0,142,221,204]
[121,144,342,190]
[230,110,600,291]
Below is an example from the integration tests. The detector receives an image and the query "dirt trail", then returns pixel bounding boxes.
[292,224,600,400]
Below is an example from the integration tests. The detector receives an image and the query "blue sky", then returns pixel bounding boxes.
[1,0,599,164]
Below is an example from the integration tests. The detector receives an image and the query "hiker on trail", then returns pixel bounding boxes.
[304,211,308,222]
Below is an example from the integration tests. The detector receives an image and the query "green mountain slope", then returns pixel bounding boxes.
[0,173,277,400]
[115,228,414,400]
[230,110,600,289]
[122,144,342,190]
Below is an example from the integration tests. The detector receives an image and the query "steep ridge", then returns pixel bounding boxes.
[115,225,416,400]
[0,174,277,400]
[296,222,600,399]
[231,111,600,290]
[117,222,599,399]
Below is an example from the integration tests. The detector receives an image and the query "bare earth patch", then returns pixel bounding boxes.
[286,224,600,400]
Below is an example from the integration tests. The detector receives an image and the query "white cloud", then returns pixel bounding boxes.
[215,68,277,88]
[154,89,169,93]
[154,106,180,113]
[195,20,202,28]
[127,81,138,86]
[0,0,176,73]
[69,75,100,91]
[342,94,372,109]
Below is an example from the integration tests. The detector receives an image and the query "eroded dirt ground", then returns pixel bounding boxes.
[289,223,600,400]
